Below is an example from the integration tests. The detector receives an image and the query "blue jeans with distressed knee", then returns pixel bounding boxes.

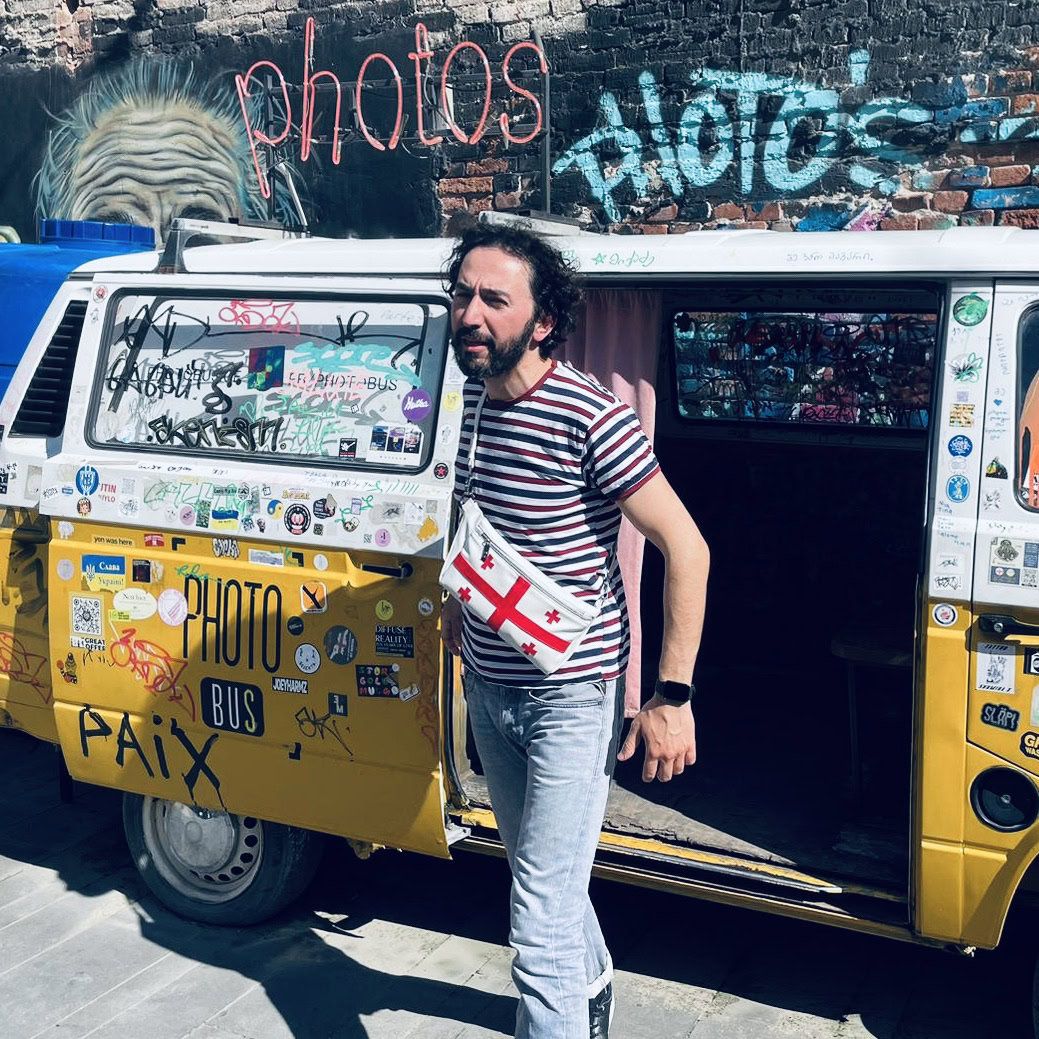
[465,670,624,1039]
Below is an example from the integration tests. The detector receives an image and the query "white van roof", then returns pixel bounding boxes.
[70,226,1039,280]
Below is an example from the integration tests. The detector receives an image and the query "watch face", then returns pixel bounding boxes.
[295,643,321,674]
[657,680,692,703]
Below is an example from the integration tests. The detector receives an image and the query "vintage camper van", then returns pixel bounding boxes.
[2,218,1039,1027]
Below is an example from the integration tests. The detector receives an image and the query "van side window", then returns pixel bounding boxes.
[671,286,937,429]
[1018,308,1039,510]
[10,299,88,438]
[88,294,449,470]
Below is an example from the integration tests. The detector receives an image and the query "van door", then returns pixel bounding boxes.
[915,283,1039,947]
[0,286,94,740]
[39,277,465,858]
[914,282,996,942]
[966,286,1039,782]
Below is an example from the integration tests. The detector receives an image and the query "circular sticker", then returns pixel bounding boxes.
[75,465,99,496]
[444,391,462,412]
[948,435,973,458]
[287,616,305,636]
[56,559,74,582]
[401,387,433,423]
[946,474,971,503]
[952,293,989,326]
[295,643,321,674]
[933,603,958,627]
[157,588,188,626]
[314,553,329,572]
[374,528,391,548]
[418,597,434,617]
[77,498,91,516]
[434,462,450,481]
[285,503,311,536]
[375,599,394,621]
[323,625,358,665]
[93,285,107,301]
[267,499,283,518]
[113,588,157,620]
[179,505,195,526]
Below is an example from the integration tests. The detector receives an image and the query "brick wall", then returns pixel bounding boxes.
[6,1,1039,237]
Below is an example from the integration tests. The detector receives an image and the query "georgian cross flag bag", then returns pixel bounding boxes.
[439,390,602,675]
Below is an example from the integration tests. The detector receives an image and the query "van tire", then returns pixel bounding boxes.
[122,792,324,926]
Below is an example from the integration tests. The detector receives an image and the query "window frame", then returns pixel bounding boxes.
[85,288,451,474]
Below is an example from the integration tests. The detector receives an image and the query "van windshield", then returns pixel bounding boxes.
[90,294,449,470]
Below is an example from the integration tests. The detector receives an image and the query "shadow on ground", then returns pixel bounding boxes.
[0,728,1035,1038]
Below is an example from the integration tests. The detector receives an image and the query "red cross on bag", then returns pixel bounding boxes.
[438,392,602,675]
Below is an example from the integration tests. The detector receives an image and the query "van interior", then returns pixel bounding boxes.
[457,280,941,902]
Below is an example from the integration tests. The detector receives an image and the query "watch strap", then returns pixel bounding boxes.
[655,679,694,705]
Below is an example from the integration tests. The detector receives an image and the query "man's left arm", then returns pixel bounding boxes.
[616,471,709,782]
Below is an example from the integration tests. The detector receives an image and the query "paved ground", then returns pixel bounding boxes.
[1,727,1035,1039]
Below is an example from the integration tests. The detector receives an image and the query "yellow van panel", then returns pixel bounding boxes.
[0,509,57,742]
[49,520,449,857]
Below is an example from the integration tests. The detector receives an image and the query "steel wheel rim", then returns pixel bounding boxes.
[139,797,264,904]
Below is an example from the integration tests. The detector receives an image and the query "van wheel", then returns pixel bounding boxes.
[122,793,324,926]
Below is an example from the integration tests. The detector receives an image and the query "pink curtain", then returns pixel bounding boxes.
[564,289,662,717]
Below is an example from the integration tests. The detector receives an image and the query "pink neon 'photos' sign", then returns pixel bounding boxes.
[235,19,548,198]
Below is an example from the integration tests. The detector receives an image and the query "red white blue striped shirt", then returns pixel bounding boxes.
[454,361,660,685]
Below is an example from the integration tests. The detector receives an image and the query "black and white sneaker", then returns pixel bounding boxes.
[589,981,614,1038]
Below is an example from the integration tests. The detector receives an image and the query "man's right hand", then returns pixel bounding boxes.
[441,595,463,656]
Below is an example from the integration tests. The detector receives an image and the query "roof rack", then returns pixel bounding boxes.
[156,217,308,274]
[478,210,601,237]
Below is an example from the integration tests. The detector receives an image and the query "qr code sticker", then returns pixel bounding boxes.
[1023,569,1037,588]
[71,596,102,636]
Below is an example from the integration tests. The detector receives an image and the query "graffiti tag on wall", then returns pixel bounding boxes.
[553,50,985,221]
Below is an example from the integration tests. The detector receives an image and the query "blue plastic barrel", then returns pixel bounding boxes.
[0,220,154,401]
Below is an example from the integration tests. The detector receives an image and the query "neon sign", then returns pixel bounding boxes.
[235,18,548,198]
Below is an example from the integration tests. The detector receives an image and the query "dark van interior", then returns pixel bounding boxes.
[461,280,942,903]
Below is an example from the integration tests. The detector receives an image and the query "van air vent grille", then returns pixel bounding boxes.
[11,299,88,439]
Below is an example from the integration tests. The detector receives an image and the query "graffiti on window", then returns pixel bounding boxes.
[673,309,935,428]
[93,295,448,468]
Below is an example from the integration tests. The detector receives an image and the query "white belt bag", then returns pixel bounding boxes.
[439,390,601,675]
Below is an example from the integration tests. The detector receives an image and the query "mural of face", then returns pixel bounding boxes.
[35,63,264,242]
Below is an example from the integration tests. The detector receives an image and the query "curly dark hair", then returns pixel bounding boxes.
[444,223,582,359]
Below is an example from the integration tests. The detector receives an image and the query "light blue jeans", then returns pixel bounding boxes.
[465,670,624,1039]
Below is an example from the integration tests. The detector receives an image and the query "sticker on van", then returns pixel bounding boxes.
[977,644,1016,694]
[981,703,1020,731]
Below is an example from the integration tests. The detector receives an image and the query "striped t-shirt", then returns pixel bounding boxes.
[454,360,660,686]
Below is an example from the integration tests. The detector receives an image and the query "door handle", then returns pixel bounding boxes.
[358,562,414,579]
[978,614,1039,638]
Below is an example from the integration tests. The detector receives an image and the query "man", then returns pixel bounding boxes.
[441,224,709,1039]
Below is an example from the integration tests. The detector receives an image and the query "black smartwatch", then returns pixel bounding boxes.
[655,679,695,706]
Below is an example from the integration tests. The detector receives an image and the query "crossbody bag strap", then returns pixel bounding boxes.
[463,389,488,499]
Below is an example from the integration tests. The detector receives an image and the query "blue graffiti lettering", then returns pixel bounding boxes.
[553,50,935,220]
